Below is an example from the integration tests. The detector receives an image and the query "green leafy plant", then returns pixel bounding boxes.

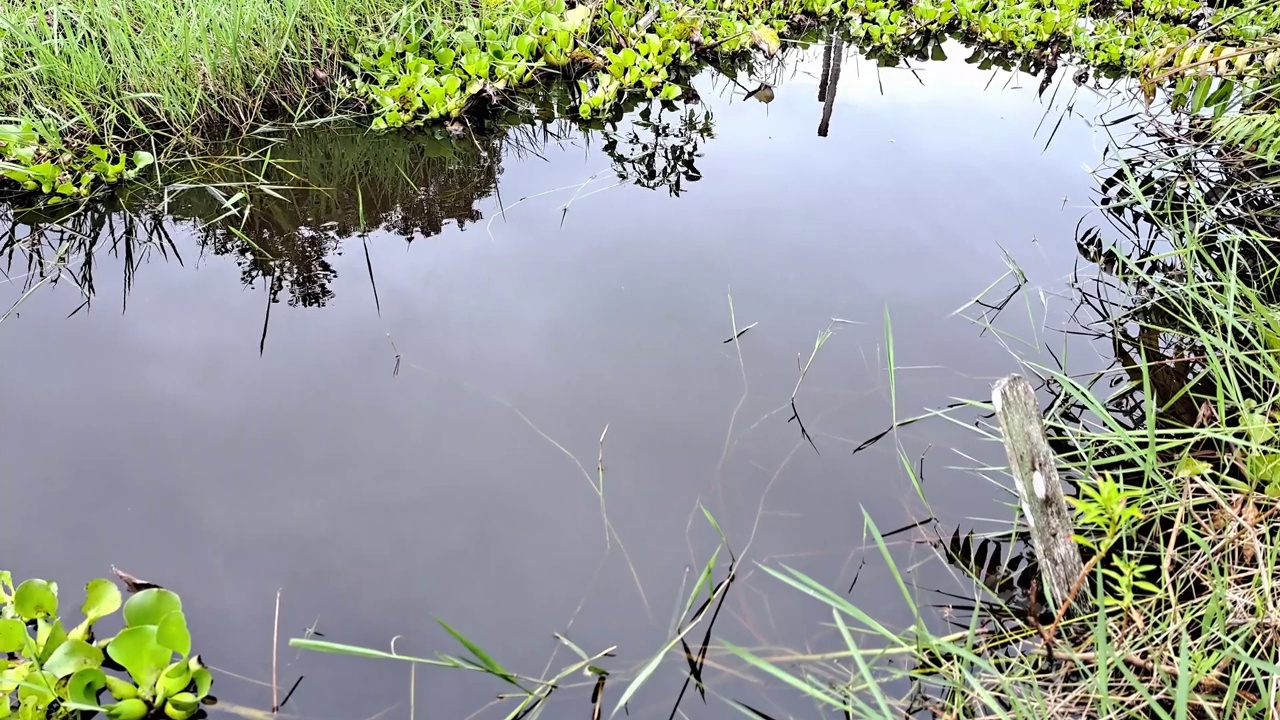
[0,120,154,203]
[0,572,213,720]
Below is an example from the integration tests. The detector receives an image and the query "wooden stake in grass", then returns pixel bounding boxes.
[993,375,1087,618]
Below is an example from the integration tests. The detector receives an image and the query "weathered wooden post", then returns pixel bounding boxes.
[992,374,1088,618]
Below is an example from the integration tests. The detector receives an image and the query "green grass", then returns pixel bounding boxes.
[0,0,467,139]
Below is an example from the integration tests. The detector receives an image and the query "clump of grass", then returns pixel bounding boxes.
[0,0,470,139]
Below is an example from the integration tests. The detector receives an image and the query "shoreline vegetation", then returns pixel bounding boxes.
[8,0,1280,719]
[3,0,1280,201]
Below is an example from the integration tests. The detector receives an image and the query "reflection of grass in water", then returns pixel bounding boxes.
[0,90,725,321]
[0,128,508,319]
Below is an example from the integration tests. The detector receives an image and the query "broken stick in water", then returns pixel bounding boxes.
[992,374,1088,618]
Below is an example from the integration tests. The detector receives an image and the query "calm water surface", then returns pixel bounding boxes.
[2,40,1127,718]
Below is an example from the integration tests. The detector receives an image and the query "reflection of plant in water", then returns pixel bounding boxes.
[1,129,509,318]
[0,572,214,720]
[162,129,506,309]
[2,44,847,323]
[1,92,722,319]
[602,101,715,195]
[0,194,179,317]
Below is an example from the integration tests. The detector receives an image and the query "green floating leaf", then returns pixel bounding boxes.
[67,668,107,708]
[157,660,191,700]
[191,667,213,699]
[82,579,122,623]
[16,670,55,705]
[43,639,104,678]
[123,588,182,628]
[107,626,172,691]
[105,698,148,720]
[0,659,30,694]
[103,673,139,701]
[71,578,124,641]
[0,619,26,653]
[156,611,191,658]
[131,151,154,171]
[164,692,200,720]
[35,618,67,663]
[14,580,57,621]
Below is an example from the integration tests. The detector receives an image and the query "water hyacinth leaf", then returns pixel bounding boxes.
[35,619,67,663]
[43,639,103,678]
[157,660,191,700]
[71,578,124,640]
[0,660,29,693]
[156,612,191,658]
[123,588,181,628]
[103,673,139,701]
[105,698,148,720]
[192,667,213,698]
[164,693,200,720]
[66,668,107,708]
[0,620,25,653]
[13,580,57,621]
[82,579,122,623]
[16,671,55,704]
[107,626,172,690]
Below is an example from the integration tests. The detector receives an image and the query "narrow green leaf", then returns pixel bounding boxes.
[289,638,454,668]
[435,618,520,688]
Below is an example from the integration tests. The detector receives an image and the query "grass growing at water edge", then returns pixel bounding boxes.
[11,0,1280,203]
[728,134,1280,716]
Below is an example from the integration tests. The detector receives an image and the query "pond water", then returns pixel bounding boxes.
[1,38,1130,718]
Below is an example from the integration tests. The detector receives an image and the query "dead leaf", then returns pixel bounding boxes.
[111,565,162,593]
